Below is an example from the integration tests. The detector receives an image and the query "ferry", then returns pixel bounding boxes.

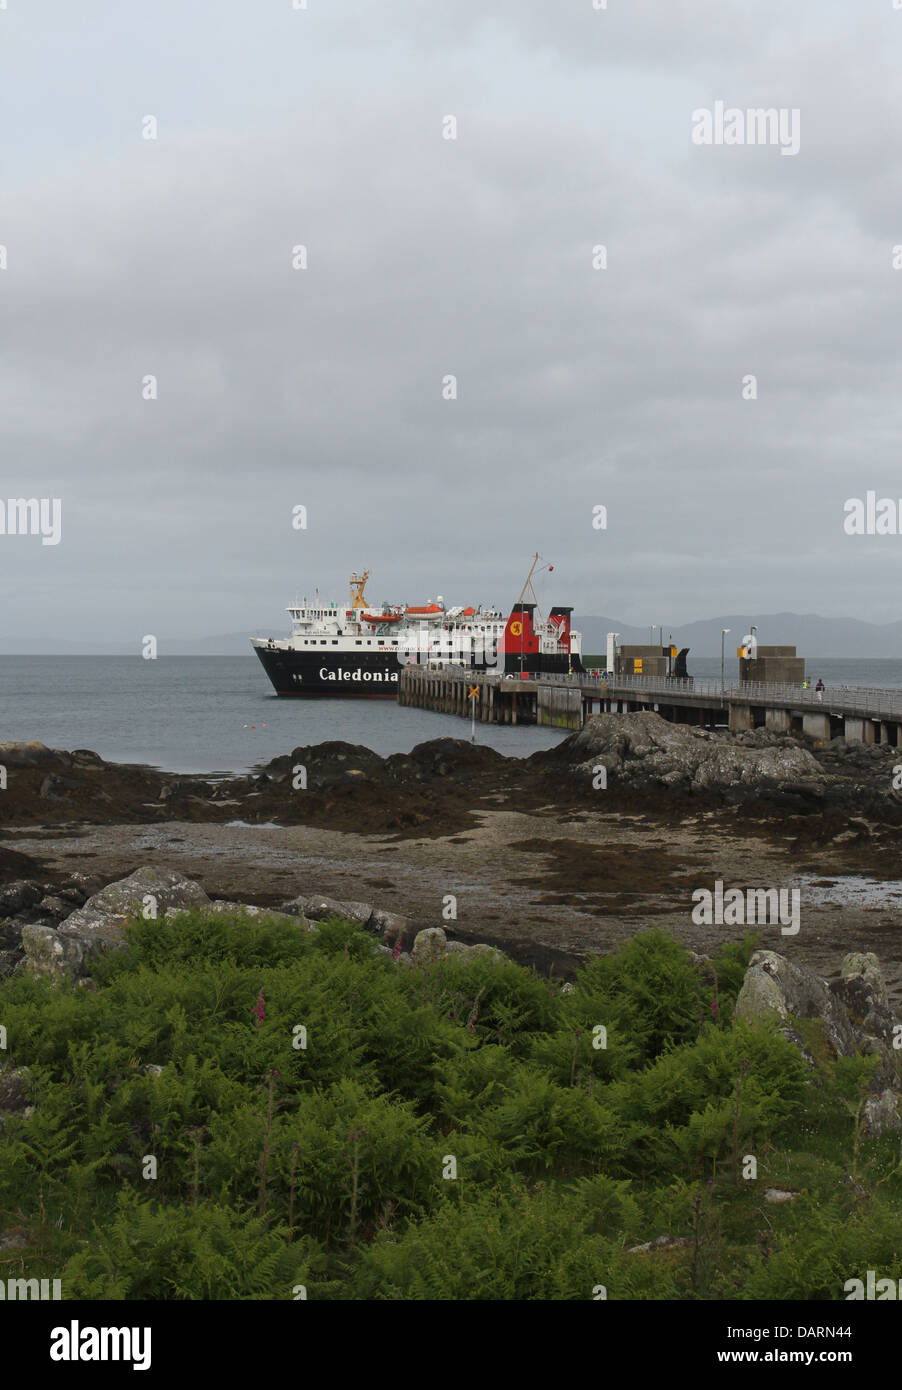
[251,558,583,697]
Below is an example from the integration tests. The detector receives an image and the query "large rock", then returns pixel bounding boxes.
[735,951,855,1056]
[735,949,902,1087]
[61,867,210,935]
[282,894,374,928]
[179,900,306,927]
[0,741,61,768]
[368,907,411,944]
[411,927,447,964]
[444,940,505,963]
[555,712,824,792]
[840,952,889,1009]
[830,953,899,1086]
[21,923,112,981]
[260,742,386,790]
[0,1064,30,1112]
[0,881,42,915]
[861,1091,902,1138]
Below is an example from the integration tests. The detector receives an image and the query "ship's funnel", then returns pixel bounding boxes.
[501,603,539,672]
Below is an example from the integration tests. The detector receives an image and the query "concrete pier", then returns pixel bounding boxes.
[398,668,902,743]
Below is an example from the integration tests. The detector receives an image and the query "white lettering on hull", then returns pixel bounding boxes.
[318,668,398,683]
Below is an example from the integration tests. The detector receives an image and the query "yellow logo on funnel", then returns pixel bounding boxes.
[510,621,522,637]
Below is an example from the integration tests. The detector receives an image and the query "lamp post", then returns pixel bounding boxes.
[721,629,731,700]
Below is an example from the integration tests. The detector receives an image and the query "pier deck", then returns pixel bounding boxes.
[398,667,902,744]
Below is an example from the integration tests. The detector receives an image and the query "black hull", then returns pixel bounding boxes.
[254,645,401,696]
[253,644,584,697]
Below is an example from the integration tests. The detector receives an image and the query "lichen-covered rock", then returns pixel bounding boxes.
[21,923,115,981]
[735,961,788,1020]
[62,867,210,935]
[777,1026,815,1067]
[21,923,83,979]
[283,894,374,927]
[628,1235,692,1254]
[0,1065,31,1112]
[840,952,889,1009]
[443,939,505,963]
[411,927,447,964]
[735,951,855,1056]
[168,900,304,926]
[861,1091,902,1138]
[36,895,72,923]
[831,953,893,1038]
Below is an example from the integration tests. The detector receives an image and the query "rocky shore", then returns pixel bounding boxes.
[3,711,902,993]
[3,712,902,836]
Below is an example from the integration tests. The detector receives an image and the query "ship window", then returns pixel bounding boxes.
[355,640,362,645]
[320,640,327,645]
[391,640,397,646]
[332,640,338,645]
[378,640,384,646]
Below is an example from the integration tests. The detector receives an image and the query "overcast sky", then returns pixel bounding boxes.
[3,0,902,643]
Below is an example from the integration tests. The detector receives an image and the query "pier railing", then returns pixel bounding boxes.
[553,672,902,720]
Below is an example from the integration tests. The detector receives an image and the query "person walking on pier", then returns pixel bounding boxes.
[815,677,825,702]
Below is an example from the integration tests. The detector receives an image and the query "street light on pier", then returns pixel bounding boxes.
[721,629,731,701]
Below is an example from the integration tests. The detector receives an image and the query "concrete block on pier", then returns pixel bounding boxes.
[765,708,791,733]
[844,717,876,745]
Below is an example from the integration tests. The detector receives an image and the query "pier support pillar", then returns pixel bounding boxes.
[729,703,754,733]
[765,708,791,733]
[802,712,831,741]
[844,717,875,745]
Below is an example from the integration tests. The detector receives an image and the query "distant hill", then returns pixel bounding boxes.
[3,613,902,658]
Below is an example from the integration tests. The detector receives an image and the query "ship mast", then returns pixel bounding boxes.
[516,553,540,607]
[516,552,550,621]
[349,570,370,610]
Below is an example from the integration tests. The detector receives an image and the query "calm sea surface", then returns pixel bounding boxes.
[0,656,567,775]
[2,655,901,776]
